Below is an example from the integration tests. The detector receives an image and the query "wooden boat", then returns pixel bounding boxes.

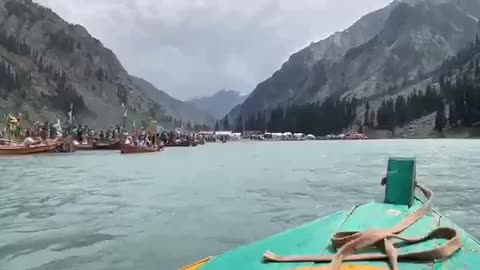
[180,158,480,270]
[94,140,121,150]
[76,144,95,150]
[120,144,160,154]
[165,142,191,147]
[76,140,121,151]
[0,143,59,155]
[55,141,76,153]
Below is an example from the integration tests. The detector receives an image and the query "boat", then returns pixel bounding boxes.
[180,157,480,270]
[94,140,121,150]
[120,144,160,154]
[165,142,191,147]
[0,143,59,155]
[54,139,76,153]
[76,143,96,151]
[76,140,121,151]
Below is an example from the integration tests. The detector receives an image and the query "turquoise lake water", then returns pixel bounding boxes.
[0,140,479,270]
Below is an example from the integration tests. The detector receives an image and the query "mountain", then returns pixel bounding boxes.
[187,90,246,119]
[231,0,480,121]
[0,0,210,128]
[130,76,214,124]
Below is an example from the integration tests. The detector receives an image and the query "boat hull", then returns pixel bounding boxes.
[0,143,59,155]
[120,144,160,154]
[187,198,480,270]
[95,141,121,150]
[165,143,191,147]
[76,141,121,151]
[182,158,480,270]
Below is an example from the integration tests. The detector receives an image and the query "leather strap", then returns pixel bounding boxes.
[263,182,462,270]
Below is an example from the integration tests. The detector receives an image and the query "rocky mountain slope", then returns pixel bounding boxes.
[187,90,246,119]
[231,0,480,121]
[0,0,211,128]
[130,76,214,124]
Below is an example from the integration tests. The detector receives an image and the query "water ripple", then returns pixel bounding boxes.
[0,140,479,270]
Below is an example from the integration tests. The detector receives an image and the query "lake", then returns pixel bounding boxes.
[0,140,479,270]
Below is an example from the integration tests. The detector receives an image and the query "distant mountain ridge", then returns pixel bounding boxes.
[0,0,211,127]
[130,76,215,124]
[230,0,480,121]
[188,90,246,119]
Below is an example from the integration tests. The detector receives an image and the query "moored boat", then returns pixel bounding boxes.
[94,140,121,150]
[120,144,160,154]
[0,143,59,155]
[54,139,76,153]
[76,140,121,151]
[76,143,95,151]
[165,142,191,147]
[180,158,480,270]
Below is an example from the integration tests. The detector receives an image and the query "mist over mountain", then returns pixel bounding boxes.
[188,90,246,119]
[130,76,214,124]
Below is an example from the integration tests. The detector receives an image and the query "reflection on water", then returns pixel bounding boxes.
[0,140,479,270]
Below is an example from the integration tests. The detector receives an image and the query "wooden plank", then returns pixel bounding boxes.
[200,210,350,270]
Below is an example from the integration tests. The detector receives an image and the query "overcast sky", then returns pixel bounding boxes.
[35,0,391,100]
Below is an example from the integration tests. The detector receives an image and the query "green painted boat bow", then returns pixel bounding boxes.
[182,158,480,270]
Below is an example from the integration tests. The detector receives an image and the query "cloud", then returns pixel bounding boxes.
[35,0,391,100]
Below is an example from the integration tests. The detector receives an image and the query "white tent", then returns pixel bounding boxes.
[294,133,305,140]
[215,131,233,137]
[305,134,315,140]
[272,133,283,139]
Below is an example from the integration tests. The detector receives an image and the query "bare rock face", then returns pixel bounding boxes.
[0,0,210,127]
[232,0,480,120]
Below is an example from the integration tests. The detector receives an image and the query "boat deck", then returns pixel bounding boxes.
[200,199,480,270]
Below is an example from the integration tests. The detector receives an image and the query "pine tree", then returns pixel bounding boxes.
[223,115,230,130]
[394,95,408,125]
[369,111,376,128]
[435,102,447,131]
[234,116,243,132]
[448,102,456,127]
[364,102,370,128]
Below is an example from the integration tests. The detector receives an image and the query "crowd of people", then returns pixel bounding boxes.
[0,114,205,148]
[1,120,61,141]
[74,125,123,144]
[74,125,201,148]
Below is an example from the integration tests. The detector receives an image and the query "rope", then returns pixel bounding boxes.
[263,181,462,270]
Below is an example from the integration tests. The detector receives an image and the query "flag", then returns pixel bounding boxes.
[7,114,18,127]
[68,103,73,122]
[17,113,22,126]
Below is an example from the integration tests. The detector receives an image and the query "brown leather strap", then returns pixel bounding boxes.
[263,183,462,270]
